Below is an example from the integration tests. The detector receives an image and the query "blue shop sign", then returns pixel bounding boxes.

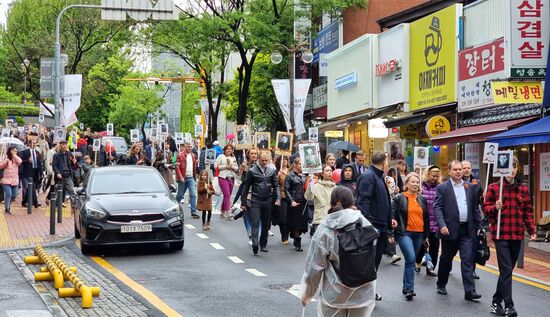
[334,72,357,90]
[312,21,339,63]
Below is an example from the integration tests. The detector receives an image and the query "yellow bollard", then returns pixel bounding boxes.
[24,255,44,264]
[32,246,64,289]
[59,287,100,297]
[35,271,73,281]
[40,266,77,273]
[52,255,97,308]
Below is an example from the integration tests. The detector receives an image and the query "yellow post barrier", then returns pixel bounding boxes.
[58,287,100,297]
[40,266,77,273]
[24,246,64,289]
[51,255,97,308]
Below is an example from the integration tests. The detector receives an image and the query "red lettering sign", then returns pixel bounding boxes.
[458,38,505,81]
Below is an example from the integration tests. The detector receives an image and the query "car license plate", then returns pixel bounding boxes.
[121,225,153,233]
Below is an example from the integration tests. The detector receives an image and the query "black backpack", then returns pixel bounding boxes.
[335,221,379,288]
[475,228,490,266]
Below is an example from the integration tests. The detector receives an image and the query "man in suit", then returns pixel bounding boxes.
[351,151,366,181]
[19,135,42,208]
[434,160,482,300]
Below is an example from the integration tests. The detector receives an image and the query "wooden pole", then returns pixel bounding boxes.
[484,163,492,197]
[496,176,504,239]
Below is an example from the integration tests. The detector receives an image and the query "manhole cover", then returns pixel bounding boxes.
[0,293,16,301]
[266,283,294,290]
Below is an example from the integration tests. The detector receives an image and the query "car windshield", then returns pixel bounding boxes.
[89,170,167,195]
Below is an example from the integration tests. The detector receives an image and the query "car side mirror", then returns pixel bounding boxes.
[169,184,177,193]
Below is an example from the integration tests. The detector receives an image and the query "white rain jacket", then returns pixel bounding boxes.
[300,208,376,311]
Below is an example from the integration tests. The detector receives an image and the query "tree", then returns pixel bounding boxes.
[180,83,201,134]
[0,86,21,103]
[109,84,164,140]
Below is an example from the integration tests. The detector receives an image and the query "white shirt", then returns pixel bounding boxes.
[452,179,468,222]
[215,154,237,179]
[185,153,193,177]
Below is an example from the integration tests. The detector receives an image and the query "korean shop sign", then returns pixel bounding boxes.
[507,0,549,79]
[491,81,543,104]
[458,38,506,112]
[410,4,462,111]
[425,115,451,138]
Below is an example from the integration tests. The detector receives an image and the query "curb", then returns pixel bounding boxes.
[0,234,75,253]
[484,263,550,288]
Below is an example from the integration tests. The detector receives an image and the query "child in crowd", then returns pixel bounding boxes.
[197,170,214,230]
[81,155,93,181]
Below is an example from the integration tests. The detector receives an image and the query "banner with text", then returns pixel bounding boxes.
[272,79,311,135]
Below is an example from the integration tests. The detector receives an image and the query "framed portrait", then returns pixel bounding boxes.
[175,132,184,145]
[308,127,319,143]
[1,128,9,138]
[79,122,84,130]
[483,142,499,164]
[38,114,45,123]
[194,124,204,137]
[234,125,252,150]
[130,129,140,143]
[92,139,101,151]
[385,140,406,167]
[493,150,514,177]
[185,133,192,143]
[299,143,322,174]
[29,124,38,135]
[413,146,429,169]
[206,149,216,167]
[53,127,66,144]
[150,128,158,139]
[255,132,270,150]
[275,131,293,156]
[160,124,169,136]
[106,123,114,136]
[5,119,14,129]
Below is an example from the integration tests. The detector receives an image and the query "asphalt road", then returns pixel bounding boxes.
[76,207,550,317]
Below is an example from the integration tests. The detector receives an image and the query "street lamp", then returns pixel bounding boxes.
[271,43,313,134]
[21,59,30,104]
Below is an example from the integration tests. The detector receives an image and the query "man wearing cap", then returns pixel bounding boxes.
[52,140,77,204]
[213,141,223,158]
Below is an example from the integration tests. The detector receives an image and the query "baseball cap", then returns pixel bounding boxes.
[213,141,219,145]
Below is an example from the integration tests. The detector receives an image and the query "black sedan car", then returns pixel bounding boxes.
[74,166,184,254]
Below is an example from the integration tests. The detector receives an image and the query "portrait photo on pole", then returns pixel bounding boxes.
[185,133,192,143]
[150,128,158,139]
[5,119,14,129]
[255,132,270,150]
[160,124,169,135]
[413,146,429,168]
[234,125,251,150]
[385,140,405,167]
[275,131,293,155]
[309,127,319,142]
[53,127,66,144]
[299,143,322,174]
[175,132,184,145]
[38,114,45,123]
[1,128,9,138]
[130,129,140,143]
[194,124,204,138]
[29,124,38,135]
[92,139,101,151]
[493,150,514,177]
[106,123,114,136]
[206,149,216,167]
[482,142,499,164]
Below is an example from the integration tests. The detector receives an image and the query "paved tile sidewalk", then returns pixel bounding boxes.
[0,193,73,250]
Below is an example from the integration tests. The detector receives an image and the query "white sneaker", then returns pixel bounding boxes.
[268,230,274,236]
[248,238,253,246]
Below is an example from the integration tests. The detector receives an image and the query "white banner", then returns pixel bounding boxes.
[271,79,311,135]
[63,74,82,127]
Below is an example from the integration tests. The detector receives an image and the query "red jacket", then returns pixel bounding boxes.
[483,179,536,240]
[175,151,196,181]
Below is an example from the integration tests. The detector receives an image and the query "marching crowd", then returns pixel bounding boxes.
[0,126,538,317]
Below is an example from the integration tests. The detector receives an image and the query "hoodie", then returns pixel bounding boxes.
[301,208,376,309]
[338,164,357,198]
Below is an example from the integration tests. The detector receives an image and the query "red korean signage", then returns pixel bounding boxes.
[375,59,400,77]
[458,38,505,81]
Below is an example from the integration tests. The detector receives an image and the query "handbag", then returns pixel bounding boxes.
[475,229,490,266]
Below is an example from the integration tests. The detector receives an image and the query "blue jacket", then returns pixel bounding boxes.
[356,165,391,232]
[52,151,74,178]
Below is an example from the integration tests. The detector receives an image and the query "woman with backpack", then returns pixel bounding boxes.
[0,146,23,214]
[301,186,376,316]
[389,172,429,300]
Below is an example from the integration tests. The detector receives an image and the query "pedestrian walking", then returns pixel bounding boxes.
[126,143,148,165]
[175,142,199,219]
[390,172,429,300]
[81,155,93,181]
[462,160,484,280]
[434,160,482,300]
[19,135,42,208]
[197,170,214,230]
[214,144,238,219]
[0,146,22,214]
[274,155,290,244]
[52,140,77,205]
[351,151,366,181]
[233,148,258,244]
[337,164,357,199]
[484,157,536,317]
[356,150,391,301]
[384,167,402,265]
[325,153,337,171]
[284,155,308,252]
[301,186,376,317]
[305,165,336,236]
[241,151,280,255]
[415,165,441,276]
[153,151,174,187]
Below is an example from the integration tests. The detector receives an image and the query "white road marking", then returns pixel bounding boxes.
[210,243,225,250]
[287,284,316,302]
[228,256,245,264]
[6,311,52,317]
[196,233,209,239]
[245,268,267,277]
[185,224,196,229]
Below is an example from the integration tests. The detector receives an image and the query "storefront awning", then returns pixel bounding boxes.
[383,103,456,128]
[318,105,398,132]
[431,117,536,146]
[486,116,550,147]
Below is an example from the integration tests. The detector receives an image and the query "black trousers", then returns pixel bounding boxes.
[437,224,476,292]
[375,231,388,271]
[250,199,272,248]
[416,231,440,268]
[493,240,522,308]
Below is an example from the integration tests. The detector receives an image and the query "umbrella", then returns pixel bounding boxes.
[329,141,360,152]
[0,137,25,151]
[226,133,235,140]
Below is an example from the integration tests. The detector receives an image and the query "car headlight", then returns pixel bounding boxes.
[164,205,181,218]
[86,207,107,219]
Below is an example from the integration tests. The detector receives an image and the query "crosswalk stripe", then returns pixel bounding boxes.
[228,256,245,264]
[210,243,225,250]
[185,224,195,229]
[245,268,267,277]
[196,233,209,239]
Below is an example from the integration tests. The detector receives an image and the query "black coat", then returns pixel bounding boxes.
[356,165,392,232]
[284,171,306,203]
[391,193,429,237]
[18,148,43,182]
[242,164,280,203]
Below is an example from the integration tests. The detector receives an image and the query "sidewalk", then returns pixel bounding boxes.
[0,192,73,250]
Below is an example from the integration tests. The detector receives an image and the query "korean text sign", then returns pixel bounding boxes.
[491,81,543,104]
[410,4,461,111]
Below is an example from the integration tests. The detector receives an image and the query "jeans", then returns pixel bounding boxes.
[493,240,522,308]
[243,209,253,237]
[397,231,425,292]
[176,177,197,215]
[2,184,18,211]
[218,177,234,212]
